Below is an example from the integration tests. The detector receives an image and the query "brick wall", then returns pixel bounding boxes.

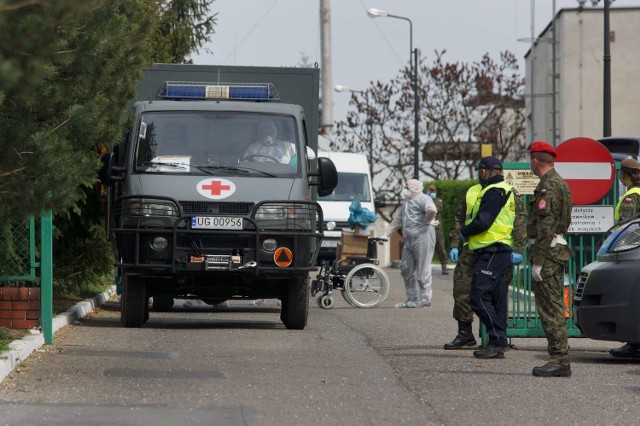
[0,287,40,329]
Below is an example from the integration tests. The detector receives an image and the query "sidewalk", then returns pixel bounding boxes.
[0,287,116,383]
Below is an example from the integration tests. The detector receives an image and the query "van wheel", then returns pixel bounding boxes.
[122,275,146,328]
[280,278,309,330]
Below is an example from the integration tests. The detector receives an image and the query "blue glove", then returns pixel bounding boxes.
[459,232,468,243]
[511,252,524,265]
[449,248,459,263]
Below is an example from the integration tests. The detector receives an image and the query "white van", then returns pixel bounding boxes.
[317,151,380,263]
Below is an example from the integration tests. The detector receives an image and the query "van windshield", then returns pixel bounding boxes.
[323,172,371,202]
[599,137,640,160]
[134,111,300,177]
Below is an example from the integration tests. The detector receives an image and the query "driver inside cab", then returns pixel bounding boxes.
[243,119,297,167]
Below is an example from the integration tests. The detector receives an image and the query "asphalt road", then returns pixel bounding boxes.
[1,267,639,425]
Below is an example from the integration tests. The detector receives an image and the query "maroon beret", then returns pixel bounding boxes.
[530,141,557,158]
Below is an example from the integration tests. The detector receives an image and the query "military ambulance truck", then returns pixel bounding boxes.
[99,64,337,329]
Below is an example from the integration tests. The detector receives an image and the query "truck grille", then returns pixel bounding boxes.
[179,201,254,215]
[573,272,589,301]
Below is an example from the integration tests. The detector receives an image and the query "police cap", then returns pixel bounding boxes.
[477,156,503,171]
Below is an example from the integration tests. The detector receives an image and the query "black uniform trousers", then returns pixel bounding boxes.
[469,244,511,347]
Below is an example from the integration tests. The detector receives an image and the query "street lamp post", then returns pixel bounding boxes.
[367,8,420,179]
[334,85,373,171]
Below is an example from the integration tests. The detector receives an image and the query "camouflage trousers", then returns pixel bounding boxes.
[452,247,475,323]
[452,247,515,324]
[532,258,570,366]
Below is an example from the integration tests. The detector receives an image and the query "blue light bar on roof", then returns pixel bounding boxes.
[159,82,279,101]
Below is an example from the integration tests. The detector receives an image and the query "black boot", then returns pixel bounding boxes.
[441,264,449,275]
[532,362,571,377]
[444,321,477,350]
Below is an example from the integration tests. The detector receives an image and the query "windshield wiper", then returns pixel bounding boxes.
[137,161,189,170]
[193,164,276,177]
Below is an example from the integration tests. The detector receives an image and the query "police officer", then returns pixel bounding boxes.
[446,181,527,350]
[426,185,449,275]
[528,141,573,377]
[609,158,640,358]
[460,156,518,359]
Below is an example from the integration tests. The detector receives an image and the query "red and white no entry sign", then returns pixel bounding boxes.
[554,137,615,205]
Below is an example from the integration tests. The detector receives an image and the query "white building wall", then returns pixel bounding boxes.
[527,8,640,145]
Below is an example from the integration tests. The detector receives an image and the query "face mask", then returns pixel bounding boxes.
[401,189,412,200]
[260,135,275,146]
[428,192,436,200]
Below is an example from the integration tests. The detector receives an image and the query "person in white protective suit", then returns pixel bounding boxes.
[384,179,438,308]
[243,119,297,166]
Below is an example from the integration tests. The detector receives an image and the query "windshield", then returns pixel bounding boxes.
[322,172,371,202]
[599,138,640,160]
[134,111,300,177]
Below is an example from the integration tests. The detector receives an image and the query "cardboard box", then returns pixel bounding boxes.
[340,229,369,257]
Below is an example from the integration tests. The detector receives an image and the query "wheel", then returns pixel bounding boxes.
[316,295,324,308]
[319,295,334,309]
[121,275,146,327]
[342,264,390,308]
[280,278,309,329]
[152,295,174,312]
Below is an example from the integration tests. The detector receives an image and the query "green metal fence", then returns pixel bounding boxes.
[496,162,620,342]
[0,213,53,344]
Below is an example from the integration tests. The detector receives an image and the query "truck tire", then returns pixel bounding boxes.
[122,275,146,328]
[280,278,309,330]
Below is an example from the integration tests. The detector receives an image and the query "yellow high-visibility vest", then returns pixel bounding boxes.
[614,186,640,221]
[468,181,515,250]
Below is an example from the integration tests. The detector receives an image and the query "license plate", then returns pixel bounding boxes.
[321,239,339,248]
[191,216,243,230]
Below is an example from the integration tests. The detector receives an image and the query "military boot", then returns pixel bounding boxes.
[444,321,477,350]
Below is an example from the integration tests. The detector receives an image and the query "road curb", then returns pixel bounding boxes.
[0,286,116,384]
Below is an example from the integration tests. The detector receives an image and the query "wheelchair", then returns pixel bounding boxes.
[311,237,390,309]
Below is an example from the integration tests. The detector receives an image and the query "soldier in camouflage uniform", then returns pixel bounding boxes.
[528,141,573,377]
[609,158,640,358]
[426,185,449,275]
[444,185,480,349]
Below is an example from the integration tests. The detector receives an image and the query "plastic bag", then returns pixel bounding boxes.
[348,200,377,229]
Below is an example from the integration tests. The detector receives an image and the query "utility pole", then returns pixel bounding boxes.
[320,0,333,135]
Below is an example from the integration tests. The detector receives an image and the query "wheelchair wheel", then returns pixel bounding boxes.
[342,263,390,308]
[318,295,334,309]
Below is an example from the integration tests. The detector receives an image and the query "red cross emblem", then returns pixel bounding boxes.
[196,178,236,200]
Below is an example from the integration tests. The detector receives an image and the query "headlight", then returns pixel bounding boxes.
[326,221,336,231]
[254,206,286,220]
[262,238,277,251]
[127,200,178,217]
[604,221,640,253]
[150,236,169,251]
[253,202,318,231]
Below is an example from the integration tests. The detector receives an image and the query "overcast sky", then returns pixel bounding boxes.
[191,0,640,124]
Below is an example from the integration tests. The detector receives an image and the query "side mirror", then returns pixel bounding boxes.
[374,195,386,208]
[317,157,338,197]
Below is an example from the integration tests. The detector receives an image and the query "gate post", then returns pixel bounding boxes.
[40,210,53,344]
